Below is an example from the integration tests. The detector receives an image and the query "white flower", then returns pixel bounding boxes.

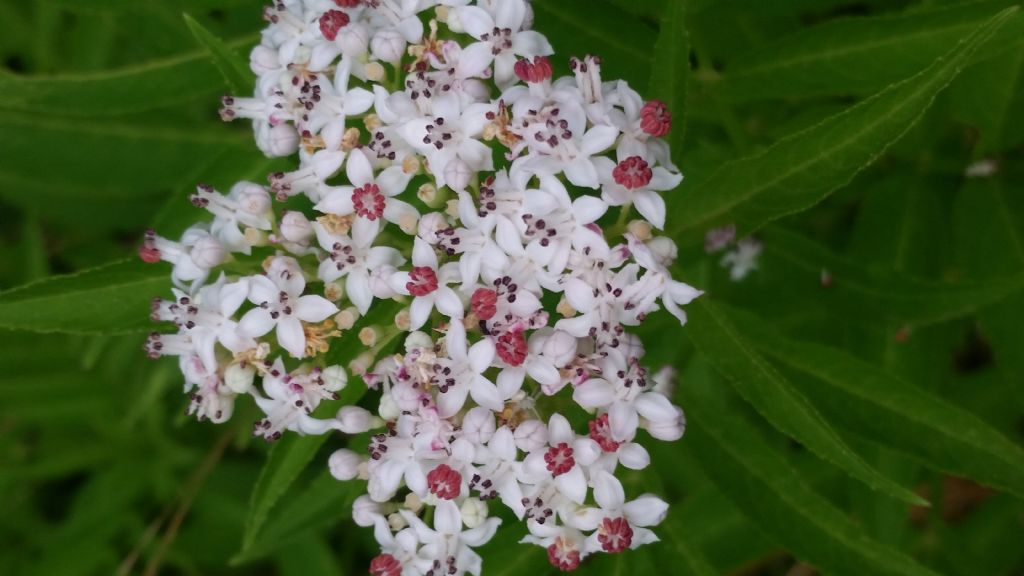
[388,237,464,330]
[433,321,502,417]
[455,0,553,87]
[399,500,501,576]
[238,257,339,358]
[313,217,404,314]
[398,93,495,190]
[315,148,419,226]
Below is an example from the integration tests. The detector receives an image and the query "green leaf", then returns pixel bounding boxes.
[0,34,258,116]
[720,301,1024,499]
[0,259,167,334]
[653,506,718,576]
[532,0,656,90]
[647,0,689,161]
[233,471,364,563]
[182,12,253,94]
[717,0,1023,102]
[678,357,941,576]
[763,227,1024,326]
[242,433,330,552]
[947,39,1024,155]
[686,297,926,505]
[669,7,1019,239]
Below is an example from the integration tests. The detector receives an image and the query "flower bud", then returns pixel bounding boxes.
[543,330,578,366]
[403,492,423,514]
[190,235,226,269]
[336,406,376,434]
[378,391,400,421]
[322,365,348,391]
[328,448,362,481]
[648,236,678,266]
[250,44,280,75]
[514,419,548,452]
[338,23,369,56]
[224,362,256,394]
[371,29,406,63]
[359,327,378,347]
[352,495,381,526]
[279,211,313,243]
[233,182,272,215]
[418,212,448,242]
[388,512,408,531]
[365,62,385,82]
[461,406,497,445]
[460,498,488,529]
[443,158,473,192]
[334,307,359,330]
[259,123,299,157]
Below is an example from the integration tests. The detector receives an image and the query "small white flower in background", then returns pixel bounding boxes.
[141,0,704,572]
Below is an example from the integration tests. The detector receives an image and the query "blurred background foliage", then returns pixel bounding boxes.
[1,0,1023,575]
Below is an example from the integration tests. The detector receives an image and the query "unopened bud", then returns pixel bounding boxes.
[322,365,348,390]
[417,183,437,204]
[402,155,420,174]
[398,214,419,235]
[349,351,375,375]
[335,307,359,330]
[224,362,256,394]
[324,281,344,302]
[395,308,411,331]
[627,219,653,241]
[341,127,361,152]
[371,28,406,64]
[514,419,548,452]
[443,158,472,192]
[460,498,488,529]
[359,327,378,347]
[378,392,399,420]
[191,236,226,269]
[280,211,314,243]
[363,114,382,131]
[404,492,423,513]
[336,406,376,434]
[352,495,380,527]
[328,449,362,481]
[365,61,385,82]
[387,512,407,531]
[556,297,576,318]
[243,227,268,247]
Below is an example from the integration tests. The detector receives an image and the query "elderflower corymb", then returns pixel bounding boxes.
[142,1,700,573]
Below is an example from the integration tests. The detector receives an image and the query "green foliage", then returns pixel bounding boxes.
[1,0,1023,575]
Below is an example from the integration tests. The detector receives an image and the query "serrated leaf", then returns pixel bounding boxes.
[183,12,253,94]
[718,0,1023,102]
[242,433,331,552]
[647,0,689,161]
[0,259,167,334]
[669,7,1018,239]
[764,227,1024,326]
[720,301,1024,499]
[686,297,926,505]
[678,357,941,576]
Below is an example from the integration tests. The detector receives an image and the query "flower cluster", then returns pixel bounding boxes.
[143,1,701,573]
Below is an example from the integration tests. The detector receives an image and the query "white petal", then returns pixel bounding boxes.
[276,316,306,358]
[555,465,587,505]
[592,470,625,511]
[346,272,373,315]
[547,413,574,444]
[618,443,651,470]
[624,496,669,527]
[469,376,504,411]
[634,190,666,230]
[295,295,339,322]
[581,125,620,156]
[608,401,639,442]
[314,187,355,216]
[468,338,495,374]
[412,236,438,268]
[409,296,433,331]
[564,158,599,189]
[457,6,495,39]
[238,308,275,338]
[572,378,615,408]
[219,279,250,316]
[572,195,608,225]
[564,277,596,312]
[496,366,526,399]
[435,287,465,319]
